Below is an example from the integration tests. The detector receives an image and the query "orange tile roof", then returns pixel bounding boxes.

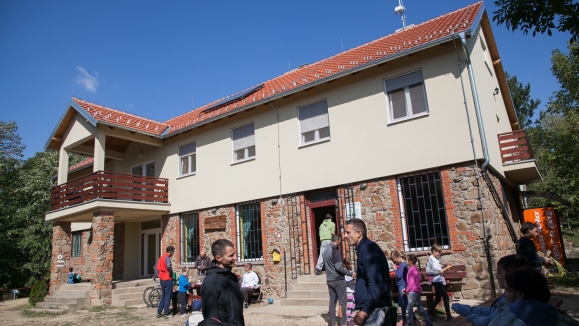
[68,157,94,174]
[163,2,483,134]
[68,2,482,138]
[72,98,169,136]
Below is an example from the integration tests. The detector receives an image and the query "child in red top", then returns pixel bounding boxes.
[405,254,433,326]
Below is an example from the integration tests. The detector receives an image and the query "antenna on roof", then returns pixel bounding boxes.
[395,0,407,30]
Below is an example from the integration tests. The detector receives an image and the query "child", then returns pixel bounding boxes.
[68,267,74,284]
[452,254,529,326]
[489,268,577,326]
[406,255,432,326]
[391,250,418,326]
[343,257,356,326]
[178,268,191,317]
[426,244,452,321]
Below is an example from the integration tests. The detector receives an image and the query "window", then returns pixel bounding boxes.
[181,211,199,264]
[178,142,196,177]
[236,202,263,261]
[232,123,255,162]
[384,70,428,122]
[298,99,330,145]
[72,232,82,257]
[397,171,450,251]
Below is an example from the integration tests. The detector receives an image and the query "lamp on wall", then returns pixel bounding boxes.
[493,87,500,96]
[138,151,143,158]
[271,198,278,205]
[360,182,368,189]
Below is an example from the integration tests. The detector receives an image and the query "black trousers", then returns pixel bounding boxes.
[240,287,254,304]
[428,282,450,315]
[178,291,188,315]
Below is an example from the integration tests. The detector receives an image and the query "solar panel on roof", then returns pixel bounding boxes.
[202,84,264,113]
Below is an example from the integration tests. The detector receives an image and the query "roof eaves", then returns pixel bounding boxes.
[44,100,98,150]
[164,30,475,137]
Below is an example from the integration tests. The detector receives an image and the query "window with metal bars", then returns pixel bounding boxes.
[236,202,263,261]
[397,171,450,252]
[181,211,200,264]
[72,232,82,257]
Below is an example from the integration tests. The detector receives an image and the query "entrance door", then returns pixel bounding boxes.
[140,228,161,277]
[309,201,338,269]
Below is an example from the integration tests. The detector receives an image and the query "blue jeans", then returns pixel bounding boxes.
[398,285,417,322]
[407,292,431,326]
[157,279,173,316]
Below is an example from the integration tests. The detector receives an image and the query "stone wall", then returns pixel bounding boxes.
[69,228,92,281]
[261,196,291,298]
[198,206,236,255]
[89,210,114,306]
[113,223,125,280]
[50,221,72,293]
[162,213,181,264]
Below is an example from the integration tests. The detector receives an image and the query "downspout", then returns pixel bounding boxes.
[457,32,497,297]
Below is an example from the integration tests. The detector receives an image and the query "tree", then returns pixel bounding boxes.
[493,0,579,42]
[506,72,542,129]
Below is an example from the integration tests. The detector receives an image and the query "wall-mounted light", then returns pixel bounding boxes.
[271,198,278,205]
[211,208,217,214]
[493,87,500,96]
[360,182,368,189]
[138,151,143,158]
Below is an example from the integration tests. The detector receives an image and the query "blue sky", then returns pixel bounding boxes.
[0,0,571,159]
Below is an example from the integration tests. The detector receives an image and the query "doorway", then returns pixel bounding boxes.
[309,201,338,268]
[140,220,161,277]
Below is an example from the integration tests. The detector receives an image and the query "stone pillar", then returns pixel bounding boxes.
[90,210,114,306]
[50,221,72,293]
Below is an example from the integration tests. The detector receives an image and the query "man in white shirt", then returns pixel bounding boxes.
[240,263,260,309]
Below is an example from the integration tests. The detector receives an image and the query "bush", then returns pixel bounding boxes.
[28,280,47,306]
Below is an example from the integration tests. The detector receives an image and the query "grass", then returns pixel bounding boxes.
[88,305,106,312]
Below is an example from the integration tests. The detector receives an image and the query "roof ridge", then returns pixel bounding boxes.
[72,97,168,126]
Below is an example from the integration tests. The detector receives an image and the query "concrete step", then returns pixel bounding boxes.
[36,301,78,310]
[119,297,146,307]
[112,285,153,295]
[112,279,155,289]
[286,290,329,299]
[281,298,328,306]
[117,292,144,301]
[29,308,66,314]
[290,283,327,291]
[296,274,327,283]
[52,290,90,298]
[43,297,85,304]
[57,283,92,291]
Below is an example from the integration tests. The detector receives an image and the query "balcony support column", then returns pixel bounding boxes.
[58,147,69,185]
[93,131,106,172]
[90,210,114,306]
[50,221,72,293]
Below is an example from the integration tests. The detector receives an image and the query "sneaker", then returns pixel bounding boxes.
[315,269,322,275]
[180,314,188,317]
[163,315,170,319]
[244,304,249,309]
[156,314,163,318]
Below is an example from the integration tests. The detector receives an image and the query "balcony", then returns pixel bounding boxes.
[498,130,542,184]
[47,171,170,222]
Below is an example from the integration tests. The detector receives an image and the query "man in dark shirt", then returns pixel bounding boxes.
[516,222,551,271]
[196,249,212,276]
[199,239,244,326]
[344,218,393,326]
[323,234,354,326]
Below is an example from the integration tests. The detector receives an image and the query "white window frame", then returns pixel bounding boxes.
[178,141,196,178]
[297,99,331,146]
[231,122,256,164]
[384,70,429,124]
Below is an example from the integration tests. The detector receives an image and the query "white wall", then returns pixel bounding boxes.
[124,222,140,279]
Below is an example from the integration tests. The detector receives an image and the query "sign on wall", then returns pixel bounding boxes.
[204,215,226,230]
[522,207,566,266]
[344,202,362,220]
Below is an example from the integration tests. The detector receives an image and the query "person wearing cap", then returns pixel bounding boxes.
[315,214,335,275]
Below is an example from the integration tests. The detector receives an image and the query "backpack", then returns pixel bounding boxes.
[73,273,82,283]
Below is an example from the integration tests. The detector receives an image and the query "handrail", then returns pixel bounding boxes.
[497,130,534,164]
[50,170,169,211]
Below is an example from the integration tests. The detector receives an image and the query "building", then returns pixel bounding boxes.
[45,2,541,306]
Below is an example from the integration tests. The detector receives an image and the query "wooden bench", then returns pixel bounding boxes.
[391,265,466,309]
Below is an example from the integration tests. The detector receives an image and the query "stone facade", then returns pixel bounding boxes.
[162,213,181,264]
[50,221,72,292]
[89,210,114,306]
[69,228,92,281]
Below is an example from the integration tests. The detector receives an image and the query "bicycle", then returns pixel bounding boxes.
[143,277,160,307]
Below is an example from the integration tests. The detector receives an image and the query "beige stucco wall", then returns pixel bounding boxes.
[61,113,96,149]
[124,222,140,279]
[58,26,514,216]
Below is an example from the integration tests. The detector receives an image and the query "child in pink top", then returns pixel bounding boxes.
[405,255,432,326]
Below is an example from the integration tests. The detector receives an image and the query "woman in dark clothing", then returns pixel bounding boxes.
[516,222,551,271]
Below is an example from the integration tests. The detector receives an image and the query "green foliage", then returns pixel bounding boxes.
[506,72,541,129]
[493,0,579,42]
[28,279,47,306]
[0,121,84,289]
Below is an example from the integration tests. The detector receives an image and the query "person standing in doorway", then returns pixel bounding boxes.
[316,214,335,275]
[199,239,244,326]
[196,249,212,276]
[155,246,175,319]
[323,234,355,326]
[344,218,394,326]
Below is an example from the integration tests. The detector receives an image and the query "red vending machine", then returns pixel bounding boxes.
[522,207,566,266]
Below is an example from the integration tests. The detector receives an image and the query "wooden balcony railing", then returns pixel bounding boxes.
[50,171,169,211]
[498,130,534,164]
